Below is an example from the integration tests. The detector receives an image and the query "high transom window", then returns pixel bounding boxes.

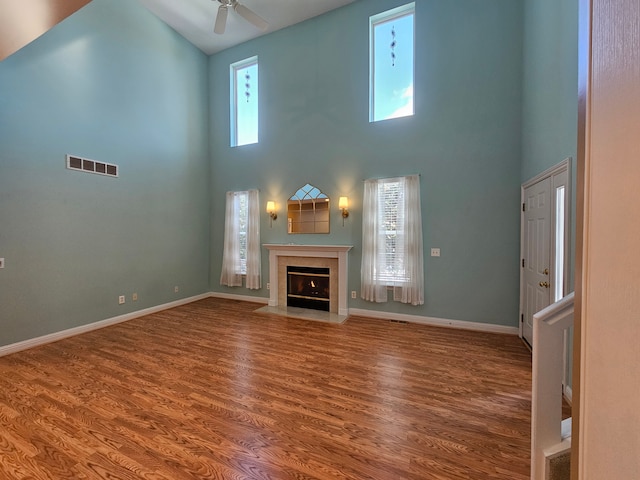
[230,56,258,147]
[369,3,415,122]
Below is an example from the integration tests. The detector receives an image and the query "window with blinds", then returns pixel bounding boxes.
[362,174,423,304]
[237,192,248,274]
[221,189,261,289]
[377,179,407,282]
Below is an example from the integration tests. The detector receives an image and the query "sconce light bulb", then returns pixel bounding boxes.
[266,201,275,214]
[339,196,349,225]
[266,201,277,227]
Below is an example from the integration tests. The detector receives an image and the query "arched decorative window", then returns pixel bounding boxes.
[287,184,330,234]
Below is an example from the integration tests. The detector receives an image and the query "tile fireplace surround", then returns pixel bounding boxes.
[264,244,352,316]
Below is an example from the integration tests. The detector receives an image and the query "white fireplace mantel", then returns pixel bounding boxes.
[264,244,353,316]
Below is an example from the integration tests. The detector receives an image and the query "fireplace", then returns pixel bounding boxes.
[264,244,352,316]
[287,266,330,311]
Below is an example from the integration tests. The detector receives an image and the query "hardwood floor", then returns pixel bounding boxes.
[0,298,533,479]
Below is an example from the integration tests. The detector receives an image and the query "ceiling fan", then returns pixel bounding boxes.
[213,0,269,35]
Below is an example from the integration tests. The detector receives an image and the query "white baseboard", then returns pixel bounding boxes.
[348,308,519,335]
[0,294,515,358]
[208,295,518,336]
[0,293,211,358]
[209,292,269,304]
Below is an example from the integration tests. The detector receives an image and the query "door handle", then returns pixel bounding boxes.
[539,281,550,288]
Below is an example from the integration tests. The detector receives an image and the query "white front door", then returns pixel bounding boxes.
[520,160,570,348]
[522,178,552,347]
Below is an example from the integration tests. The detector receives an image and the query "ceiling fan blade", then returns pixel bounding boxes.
[214,5,228,34]
[234,3,268,31]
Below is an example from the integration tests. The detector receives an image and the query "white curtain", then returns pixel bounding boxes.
[361,175,424,305]
[361,180,386,302]
[245,189,261,289]
[220,190,261,289]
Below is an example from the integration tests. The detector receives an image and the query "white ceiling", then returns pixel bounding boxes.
[137,0,357,55]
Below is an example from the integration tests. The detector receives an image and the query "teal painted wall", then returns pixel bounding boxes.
[521,0,578,182]
[209,0,524,327]
[0,0,211,347]
[2,0,578,347]
[521,0,578,291]
[521,0,579,387]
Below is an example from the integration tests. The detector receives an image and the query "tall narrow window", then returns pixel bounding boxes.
[369,3,415,122]
[230,56,258,147]
[221,190,261,289]
[361,175,424,305]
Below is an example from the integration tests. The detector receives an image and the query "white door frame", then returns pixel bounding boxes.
[519,158,572,341]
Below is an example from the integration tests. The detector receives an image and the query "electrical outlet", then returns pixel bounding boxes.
[431,248,441,257]
[174,286,179,293]
[118,295,125,305]
[132,293,138,301]
[351,290,357,299]
[266,283,270,290]
[0,258,4,269]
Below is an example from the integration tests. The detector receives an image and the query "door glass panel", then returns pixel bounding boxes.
[554,186,566,301]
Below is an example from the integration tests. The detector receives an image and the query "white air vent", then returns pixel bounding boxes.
[66,154,118,177]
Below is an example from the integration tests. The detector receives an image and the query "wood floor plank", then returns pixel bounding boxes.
[0,297,532,479]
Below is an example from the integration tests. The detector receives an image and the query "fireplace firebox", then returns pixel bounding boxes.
[287,266,330,312]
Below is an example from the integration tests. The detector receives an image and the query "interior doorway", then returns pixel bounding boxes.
[520,159,571,348]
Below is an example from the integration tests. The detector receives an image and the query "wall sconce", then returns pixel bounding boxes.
[339,196,349,226]
[266,201,277,227]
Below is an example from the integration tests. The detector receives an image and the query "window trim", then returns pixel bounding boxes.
[230,56,258,147]
[369,2,415,123]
